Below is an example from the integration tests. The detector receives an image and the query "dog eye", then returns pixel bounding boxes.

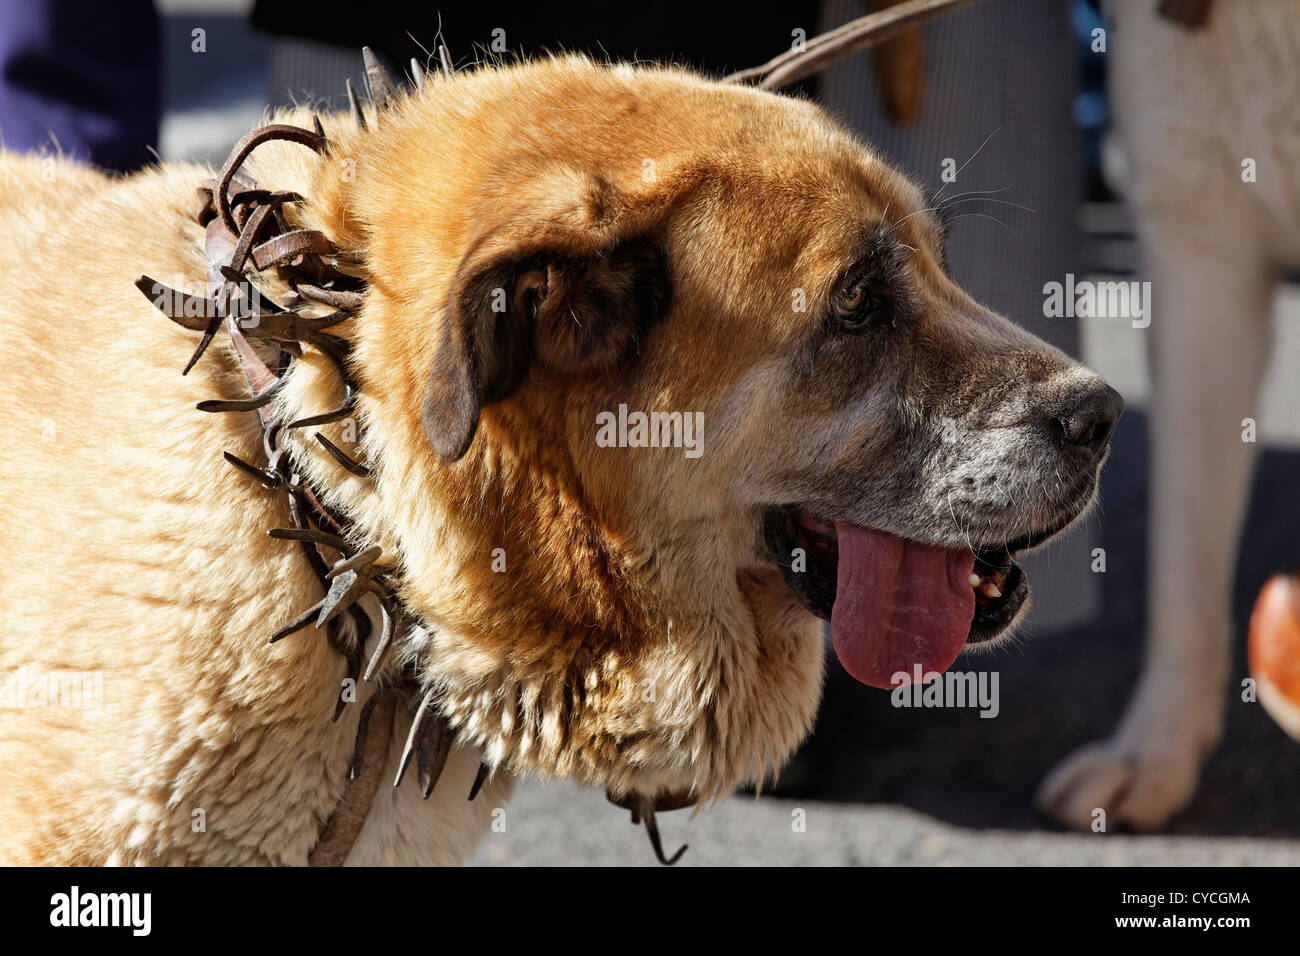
[831,283,888,330]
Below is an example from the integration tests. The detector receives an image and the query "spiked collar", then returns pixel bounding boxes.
[134,113,473,865]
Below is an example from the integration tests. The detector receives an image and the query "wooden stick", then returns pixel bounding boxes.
[725,0,990,91]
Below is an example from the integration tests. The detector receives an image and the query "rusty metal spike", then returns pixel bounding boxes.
[362,598,398,682]
[325,545,382,580]
[348,689,387,778]
[394,686,437,788]
[331,613,365,723]
[222,450,279,488]
[296,308,353,331]
[134,275,223,330]
[222,202,275,275]
[212,124,328,237]
[362,46,397,109]
[410,57,425,91]
[295,284,364,310]
[231,311,316,347]
[196,375,285,413]
[638,800,688,866]
[268,604,321,644]
[314,432,371,477]
[468,762,489,801]
[315,569,367,629]
[345,78,368,131]
[286,391,356,430]
[180,315,224,375]
[302,327,351,364]
[214,266,287,317]
[268,526,350,552]
[416,717,453,799]
[251,229,335,271]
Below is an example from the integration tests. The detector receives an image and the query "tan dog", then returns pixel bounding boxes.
[0,55,1120,865]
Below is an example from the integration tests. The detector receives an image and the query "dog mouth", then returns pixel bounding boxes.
[762,507,1059,689]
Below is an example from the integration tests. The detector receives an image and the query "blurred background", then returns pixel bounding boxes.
[6,0,1297,863]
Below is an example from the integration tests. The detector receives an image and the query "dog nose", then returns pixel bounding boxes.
[1053,384,1124,456]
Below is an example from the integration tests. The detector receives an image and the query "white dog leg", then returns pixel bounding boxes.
[1038,210,1274,830]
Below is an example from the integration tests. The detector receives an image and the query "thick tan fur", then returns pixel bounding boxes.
[0,56,1103,864]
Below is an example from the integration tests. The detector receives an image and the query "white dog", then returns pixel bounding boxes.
[1038,0,1300,829]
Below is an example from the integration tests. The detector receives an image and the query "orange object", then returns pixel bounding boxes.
[1248,572,1300,741]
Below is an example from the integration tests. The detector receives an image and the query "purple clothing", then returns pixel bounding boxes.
[0,0,160,172]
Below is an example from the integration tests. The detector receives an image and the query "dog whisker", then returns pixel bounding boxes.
[932,125,1003,202]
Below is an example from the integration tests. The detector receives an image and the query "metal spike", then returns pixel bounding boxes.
[312,113,326,140]
[346,78,368,131]
[268,526,351,552]
[394,687,438,788]
[438,44,453,75]
[295,284,364,311]
[362,46,398,109]
[315,569,369,629]
[134,275,223,329]
[331,614,365,723]
[289,308,352,332]
[250,230,334,272]
[220,202,275,275]
[639,802,688,866]
[268,604,321,644]
[215,275,288,318]
[362,599,398,682]
[286,391,356,430]
[348,689,387,777]
[416,720,453,799]
[181,315,224,375]
[222,450,279,488]
[196,376,285,413]
[315,432,371,477]
[211,123,328,237]
[223,308,340,348]
[325,545,382,580]
[468,762,489,801]
[410,57,425,91]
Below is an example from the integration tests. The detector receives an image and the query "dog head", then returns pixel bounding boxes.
[278,57,1120,802]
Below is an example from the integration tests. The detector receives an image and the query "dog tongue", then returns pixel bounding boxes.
[830,522,976,689]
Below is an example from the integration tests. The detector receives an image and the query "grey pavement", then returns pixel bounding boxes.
[472,778,1300,866]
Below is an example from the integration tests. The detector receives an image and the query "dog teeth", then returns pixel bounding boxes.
[970,570,1005,600]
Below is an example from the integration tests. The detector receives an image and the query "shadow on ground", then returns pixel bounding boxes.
[772,410,1300,838]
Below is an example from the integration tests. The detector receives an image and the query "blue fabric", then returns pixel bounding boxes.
[0,0,160,172]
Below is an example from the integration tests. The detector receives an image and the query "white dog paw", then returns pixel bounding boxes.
[1035,685,1224,831]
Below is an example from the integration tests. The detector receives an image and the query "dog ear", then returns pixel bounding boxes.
[421,233,669,464]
